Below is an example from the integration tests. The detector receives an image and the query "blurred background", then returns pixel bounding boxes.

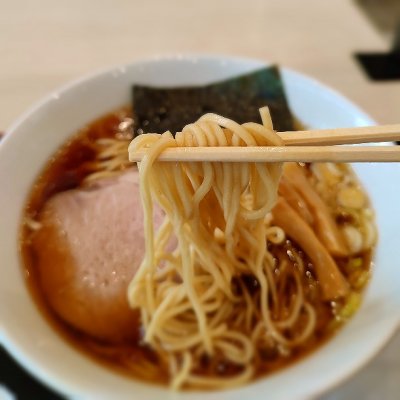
[1,0,400,129]
[1,0,399,399]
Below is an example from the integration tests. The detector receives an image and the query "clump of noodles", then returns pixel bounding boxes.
[82,115,134,185]
[127,107,317,390]
[82,138,131,184]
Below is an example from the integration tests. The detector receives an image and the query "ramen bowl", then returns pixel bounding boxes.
[0,55,399,400]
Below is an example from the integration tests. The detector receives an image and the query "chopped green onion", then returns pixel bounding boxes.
[346,257,363,272]
[353,270,370,290]
[338,292,361,320]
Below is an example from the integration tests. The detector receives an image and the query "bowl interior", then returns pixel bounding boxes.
[0,55,399,400]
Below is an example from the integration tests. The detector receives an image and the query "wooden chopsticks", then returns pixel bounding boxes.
[278,124,400,146]
[130,124,400,163]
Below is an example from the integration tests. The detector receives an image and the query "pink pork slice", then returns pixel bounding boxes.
[32,169,164,343]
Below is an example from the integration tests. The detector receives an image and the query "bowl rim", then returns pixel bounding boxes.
[1,53,399,400]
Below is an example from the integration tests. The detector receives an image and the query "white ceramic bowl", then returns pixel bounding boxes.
[0,55,399,400]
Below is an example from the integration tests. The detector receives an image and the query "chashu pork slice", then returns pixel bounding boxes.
[32,169,163,343]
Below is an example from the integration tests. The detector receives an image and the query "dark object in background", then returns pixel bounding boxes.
[356,51,400,80]
[355,0,400,35]
[132,66,295,136]
[355,22,400,80]
[0,345,64,400]
[354,0,400,80]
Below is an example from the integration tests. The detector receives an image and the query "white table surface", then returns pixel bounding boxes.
[1,0,399,398]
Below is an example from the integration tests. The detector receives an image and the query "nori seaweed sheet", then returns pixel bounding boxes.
[132,66,294,136]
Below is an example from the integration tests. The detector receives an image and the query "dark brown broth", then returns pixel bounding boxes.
[20,107,373,388]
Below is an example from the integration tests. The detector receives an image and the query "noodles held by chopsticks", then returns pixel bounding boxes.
[127,107,320,389]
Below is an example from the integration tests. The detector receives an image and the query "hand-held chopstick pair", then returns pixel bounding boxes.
[130,124,400,163]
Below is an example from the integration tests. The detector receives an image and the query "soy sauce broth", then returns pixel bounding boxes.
[20,107,374,388]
